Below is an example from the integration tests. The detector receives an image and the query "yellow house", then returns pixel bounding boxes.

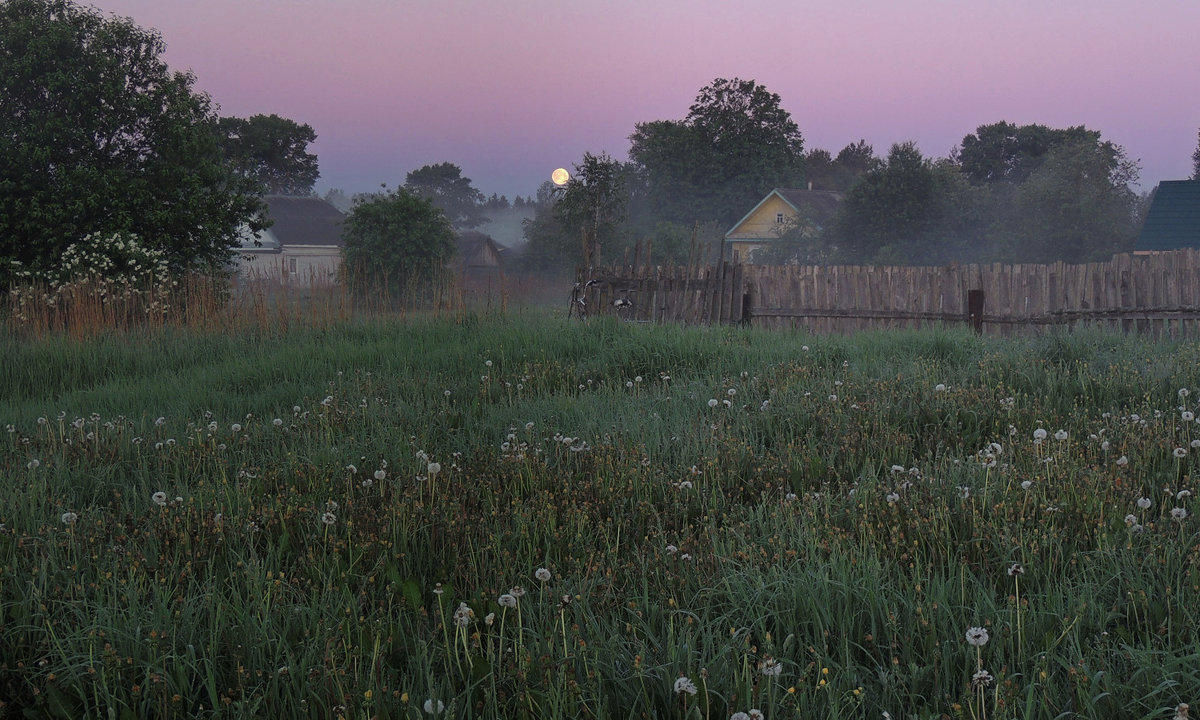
[725,188,842,263]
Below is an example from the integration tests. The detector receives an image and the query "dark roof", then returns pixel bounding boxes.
[263,195,345,247]
[1138,180,1200,252]
[774,188,844,223]
[456,231,505,268]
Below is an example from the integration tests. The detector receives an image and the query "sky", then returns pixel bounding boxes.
[93,0,1200,201]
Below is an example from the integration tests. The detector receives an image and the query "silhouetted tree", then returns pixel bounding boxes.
[404,162,486,230]
[216,114,320,195]
[629,78,804,227]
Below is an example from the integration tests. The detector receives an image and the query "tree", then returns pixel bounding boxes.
[340,188,456,294]
[1192,128,1200,180]
[551,152,628,267]
[954,121,1100,185]
[404,162,486,230]
[629,78,804,227]
[0,0,266,285]
[1009,140,1140,262]
[831,142,940,263]
[216,114,319,195]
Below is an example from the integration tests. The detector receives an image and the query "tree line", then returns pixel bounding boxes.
[4,0,1199,296]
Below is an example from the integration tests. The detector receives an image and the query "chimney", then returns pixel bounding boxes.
[807,181,813,191]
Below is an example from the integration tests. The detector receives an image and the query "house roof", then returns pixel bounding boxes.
[456,231,506,268]
[1138,180,1200,252]
[261,195,345,247]
[726,188,843,239]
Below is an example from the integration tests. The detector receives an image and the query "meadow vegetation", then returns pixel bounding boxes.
[1,300,1199,719]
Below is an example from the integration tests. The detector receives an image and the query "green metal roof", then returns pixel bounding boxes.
[1138,180,1200,251]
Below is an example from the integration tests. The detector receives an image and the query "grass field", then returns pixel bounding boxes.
[1,310,1198,719]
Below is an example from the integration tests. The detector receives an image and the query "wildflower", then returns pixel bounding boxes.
[535,567,552,582]
[1174,702,1189,720]
[1054,429,1068,441]
[934,383,947,392]
[26,459,39,470]
[154,416,165,426]
[1021,480,1034,491]
[886,492,900,504]
[708,399,719,408]
[1138,497,1152,510]
[1007,562,1024,576]
[453,602,475,626]
[509,585,526,598]
[972,669,994,687]
[665,544,678,554]
[61,511,78,526]
[749,711,764,720]
[485,359,492,367]
[151,492,167,507]
[673,676,698,696]
[1193,439,1200,449]
[1184,411,1195,422]
[678,480,693,490]
[1175,448,1189,459]
[1033,428,1047,443]
[1179,490,1192,500]
[427,462,441,477]
[958,486,971,499]
[1116,455,1130,466]
[1125,513,1138,526]
[273,418,283,426]
[374,469,386,481]
[1172,507,1188,522]
[174,496,182,504]
[1180,388,1191,399]
[231,423,242,432]
[731,713,751,720]
[965,626,989,647]
[423,699,444,714]
[759,656,783,676]
[321,511,337,525]
[727,388,737,396]
[484,612,495,626]
[498,594,517,608]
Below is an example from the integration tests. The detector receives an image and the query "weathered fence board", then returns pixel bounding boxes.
[577,249,1200,336]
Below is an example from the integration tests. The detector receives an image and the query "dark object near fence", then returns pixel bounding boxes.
[575,249,1200,337]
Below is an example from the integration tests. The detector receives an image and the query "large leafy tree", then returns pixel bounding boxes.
[340,188,456,294]
[954,121,1102,185]
[0,0,266,284]
[216,113,319,195]
[1009,140,1141,262]
[629,78,804,227]
[403,162,486,230]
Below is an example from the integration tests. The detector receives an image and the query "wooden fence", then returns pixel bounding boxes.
[576,249,1200,337]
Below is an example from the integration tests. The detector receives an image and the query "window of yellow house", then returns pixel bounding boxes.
[775,212,784,224]
[288,258,298,275]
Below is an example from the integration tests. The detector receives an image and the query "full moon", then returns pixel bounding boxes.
[551,168,569,186]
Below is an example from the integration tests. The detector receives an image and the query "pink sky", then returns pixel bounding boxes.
[94,0,1200,201]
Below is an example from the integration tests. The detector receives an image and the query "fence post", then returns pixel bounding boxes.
[967,289,985,334]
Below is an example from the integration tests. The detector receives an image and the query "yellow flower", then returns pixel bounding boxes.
[364,690,373,701]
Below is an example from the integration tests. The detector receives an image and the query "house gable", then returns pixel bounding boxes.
[725,188,843,262]
[1138,180,1200,252]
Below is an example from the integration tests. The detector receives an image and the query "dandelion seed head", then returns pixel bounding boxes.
[673,676,697,695]
[535,567,551,582]
[965,626,989,647]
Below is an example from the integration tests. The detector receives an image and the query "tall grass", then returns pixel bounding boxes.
[1,311,1199,719]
